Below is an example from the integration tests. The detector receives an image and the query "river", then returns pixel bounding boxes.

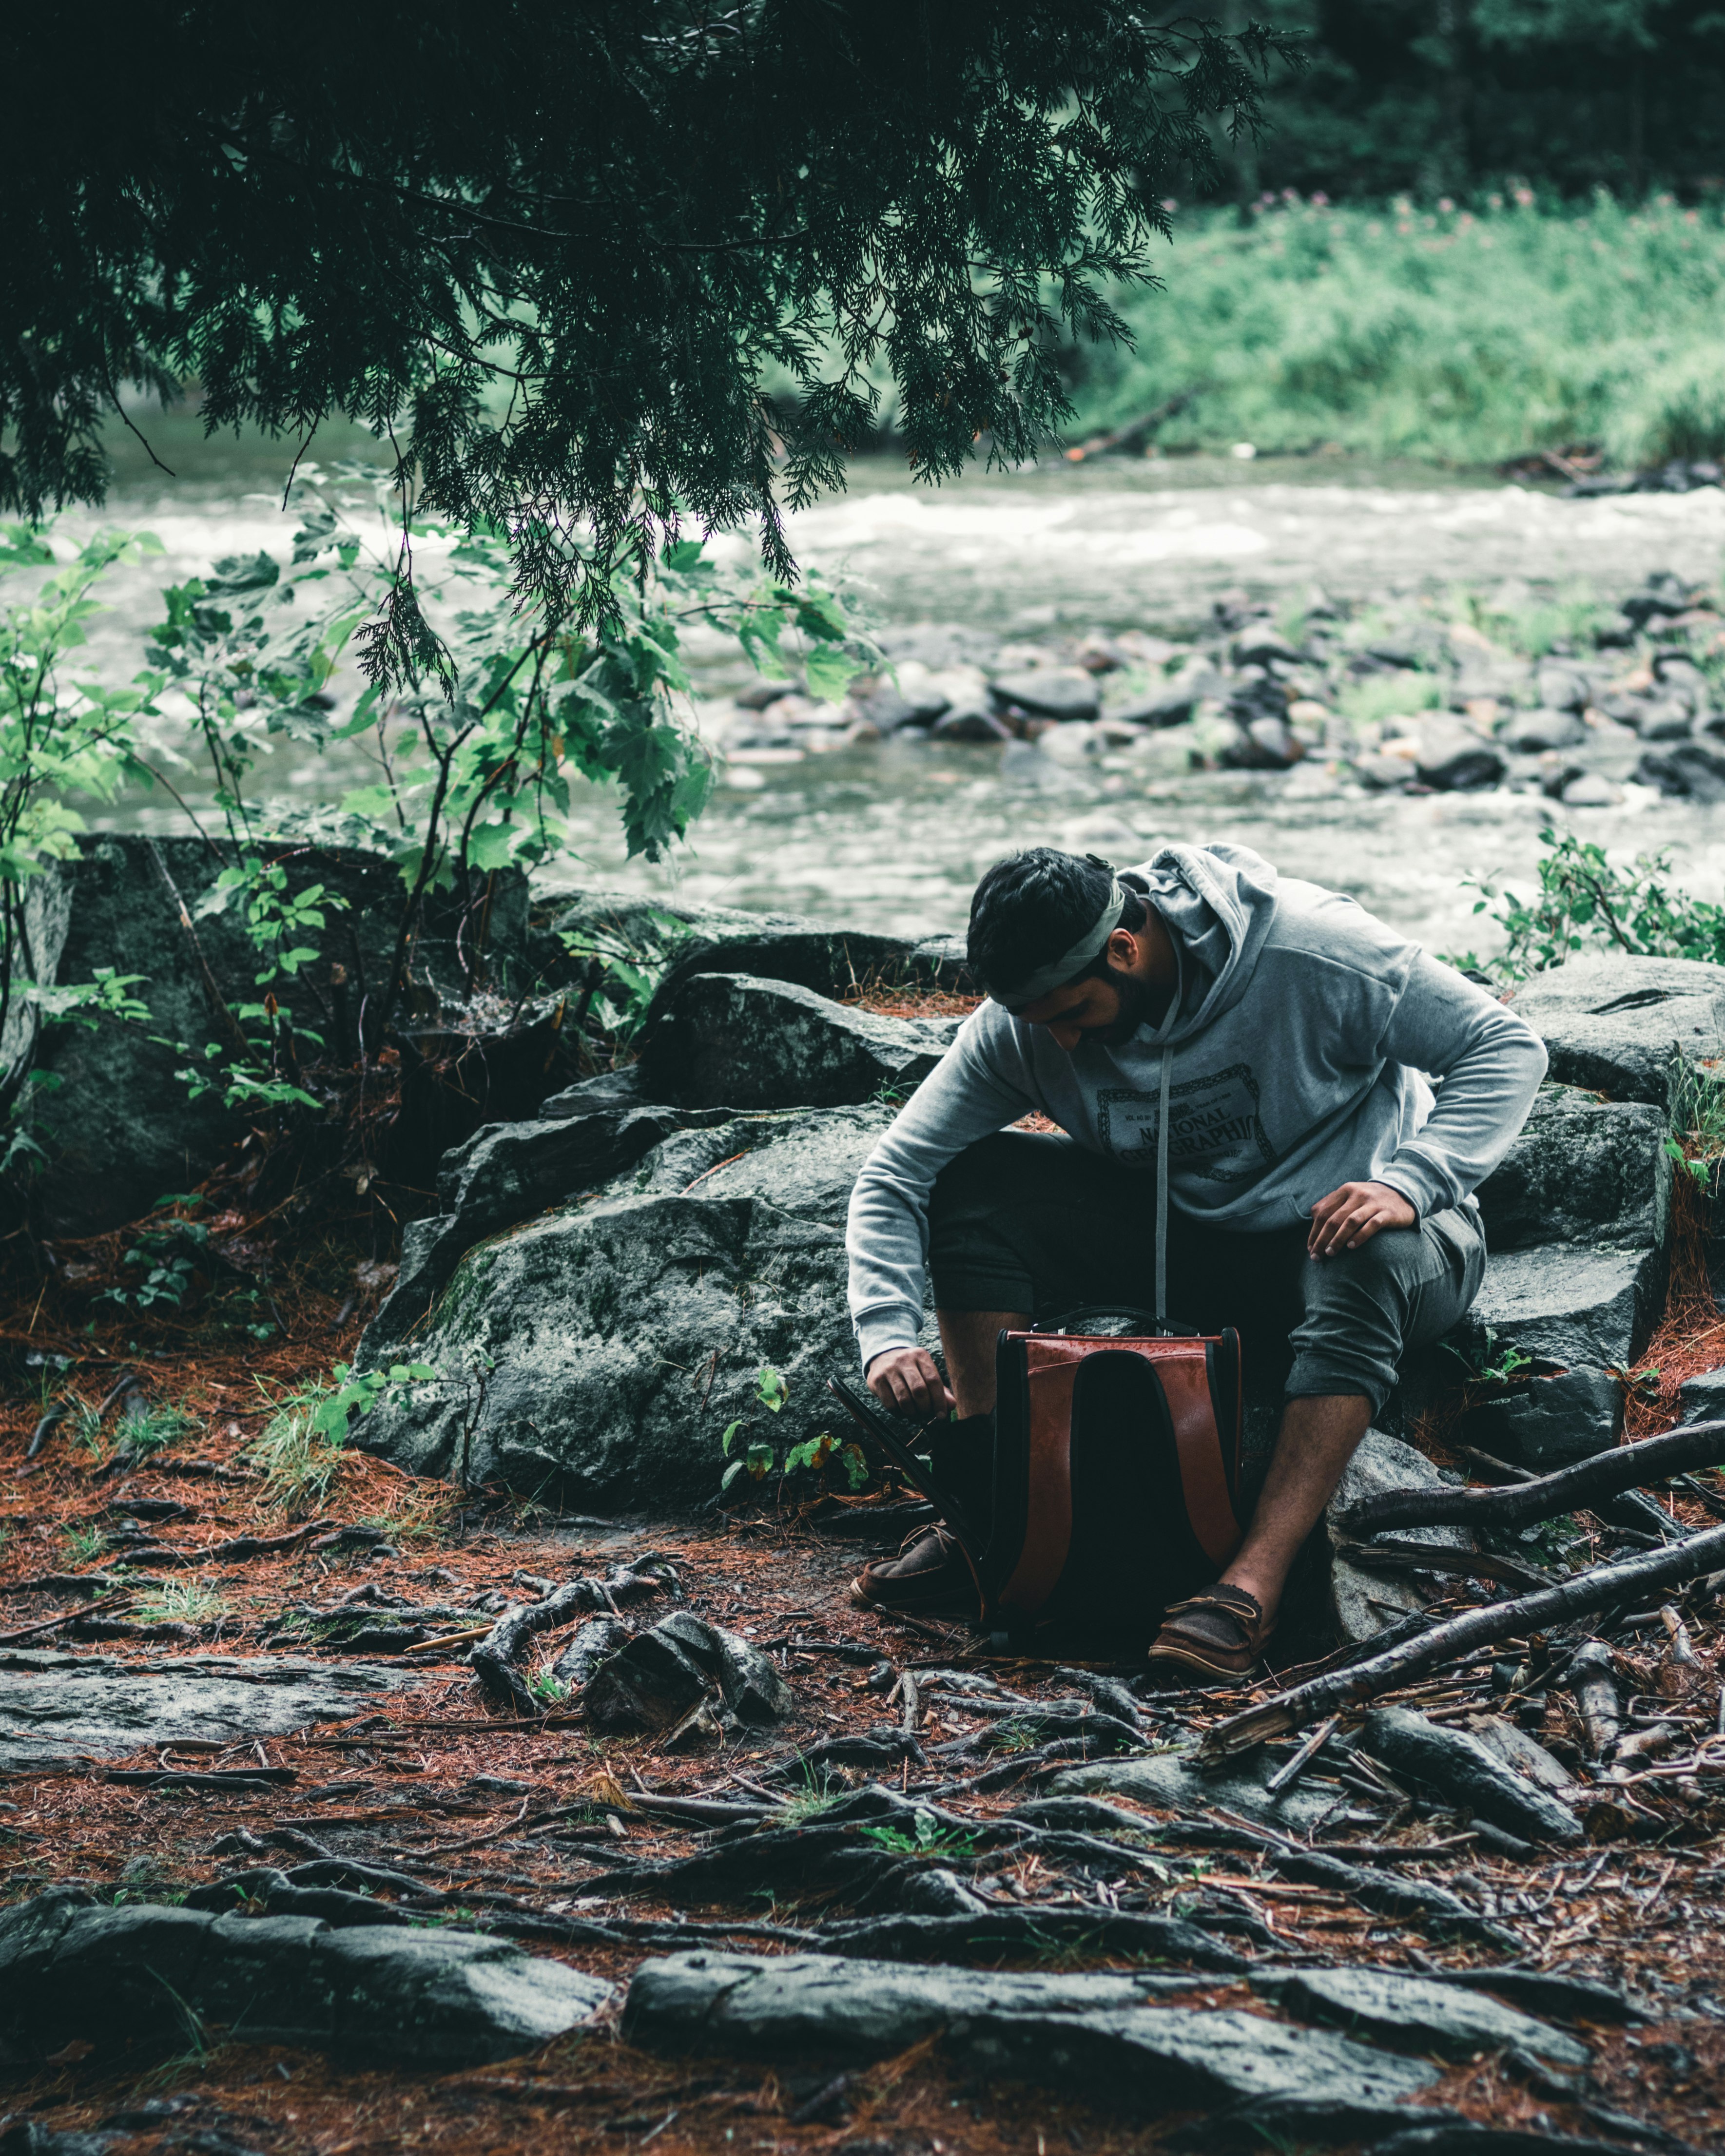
[50,419,1725,957]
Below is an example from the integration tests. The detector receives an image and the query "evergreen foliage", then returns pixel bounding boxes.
[2,2,1279,665]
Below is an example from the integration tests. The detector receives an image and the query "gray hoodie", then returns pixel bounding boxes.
[846,842,1547,1370]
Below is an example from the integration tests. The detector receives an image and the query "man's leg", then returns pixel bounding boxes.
[1219,1392,1372,1621]
[936,1307,1029,1418]
[1149,1207,1484,1677]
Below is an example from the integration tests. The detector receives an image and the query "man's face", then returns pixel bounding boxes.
[1018,957,1156,1053]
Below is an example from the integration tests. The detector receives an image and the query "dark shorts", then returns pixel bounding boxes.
[927,1131,1485,1416]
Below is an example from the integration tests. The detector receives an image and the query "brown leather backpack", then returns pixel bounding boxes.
[832,1304,1245,1647]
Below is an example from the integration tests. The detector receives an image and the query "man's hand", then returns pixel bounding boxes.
[1307,1180,1417,1258]
[867,1346,955,1421]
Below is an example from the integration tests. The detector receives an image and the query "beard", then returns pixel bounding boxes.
[1077,963,1161,1047]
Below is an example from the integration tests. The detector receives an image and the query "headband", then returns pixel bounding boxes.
[988,867,1127,1013]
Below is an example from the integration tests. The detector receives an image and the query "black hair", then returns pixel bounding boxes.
[967,848,1146,996]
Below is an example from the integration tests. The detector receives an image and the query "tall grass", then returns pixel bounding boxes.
[1064,192,1725,468]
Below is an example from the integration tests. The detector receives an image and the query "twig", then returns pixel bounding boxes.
[1264,1715,1337,1796]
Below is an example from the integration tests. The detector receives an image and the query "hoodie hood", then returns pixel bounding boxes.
[1125,841,1282,1044]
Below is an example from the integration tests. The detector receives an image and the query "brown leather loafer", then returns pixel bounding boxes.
[849,1523,975,1614]
[1146,1584,1273,1683]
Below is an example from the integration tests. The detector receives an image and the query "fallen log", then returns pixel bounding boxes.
[469,1561,678,1713]
[1330,1538,1557,1593]
[1202,1521,1725,1757]
[1336,1421,1725,1539]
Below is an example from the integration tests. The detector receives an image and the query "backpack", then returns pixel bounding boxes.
[831,1305,1245,1647]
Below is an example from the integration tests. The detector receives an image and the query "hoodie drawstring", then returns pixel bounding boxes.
[1156,1043,1171,1332]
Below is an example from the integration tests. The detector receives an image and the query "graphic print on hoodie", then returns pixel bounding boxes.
[844,842,1548,1372]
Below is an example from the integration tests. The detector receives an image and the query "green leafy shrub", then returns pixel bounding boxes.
[1454,827,1725,982]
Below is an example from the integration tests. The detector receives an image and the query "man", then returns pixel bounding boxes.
[844,844,1546,1679]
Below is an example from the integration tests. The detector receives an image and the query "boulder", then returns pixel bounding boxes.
[1048,1745,1342,1834]
[1461,1364,1624,1468]
[1449,1242,1661,1370]
[636,973,959,1110]
[1559,771,1622,808]
[1507,953,1725,1104]
[989,669,1101,722]
[0,1650,418,1774]
[1250,1966,1589,2066]
[1534,664,1591,712]
[1359,1707,1584,1844]
[0,1888,610,2066]
[1326,1432,1469,1644]
[355,1105,893,1505]
[362,1097,742,1358]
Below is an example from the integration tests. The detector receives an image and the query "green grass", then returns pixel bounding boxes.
[131,1577,232,1626]
[248,1382,349,1513]
[1062,192,1725,468]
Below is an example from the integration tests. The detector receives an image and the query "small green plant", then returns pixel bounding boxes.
[250,1360,436,1511]
[133,1577,232,1626]
[118,1404,199,1457]
[1665,1053,1725,1195]
[1443,1327,1534,1387]
[62,1521,107,1563]
[529,1672,569,1705]
[1454,827,1725,983]
[774,1763,845,1826]
[720,1367,868,1494]
[860,1808,978,1859]
[97,1195,213,1314]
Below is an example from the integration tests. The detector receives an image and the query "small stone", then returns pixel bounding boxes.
[1559,771,1621,807]
[1415,719,1507,791]
[1535,664,1591,712]
[1505,707,1585,752]
[735,678,798,711]
[1360,1706,1585,1844]
[1679,1367,1725,1424]
[932,707,1013,742]
[988,668,1100,722]
[1634,697,1697,741]
[1637,743,1725,799]
[1234,628,1304,666]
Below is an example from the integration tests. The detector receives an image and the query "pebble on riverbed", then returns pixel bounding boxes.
[705,570,1725,808]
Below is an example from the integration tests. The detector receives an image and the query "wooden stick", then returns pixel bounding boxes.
[1335,1421,1725,1539]
[1202,1521,1725,1758]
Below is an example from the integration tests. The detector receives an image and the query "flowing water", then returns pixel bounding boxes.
[56,419,1725,955]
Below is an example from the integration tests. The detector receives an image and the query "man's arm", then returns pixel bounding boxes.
[847,1010,1037,1397]
[1309,950,1546,1253]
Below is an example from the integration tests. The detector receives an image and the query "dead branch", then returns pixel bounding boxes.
[1202,1521,1725,1756]
[1335,1420,1725,1539]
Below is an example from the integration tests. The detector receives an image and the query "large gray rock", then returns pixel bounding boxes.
[541,889,967,1040]
[1360,1707,1584,1845]
[1048,1746,1342,1833]
[1678,1367,1725,1424]
[946,2009,1437,2118]
[1449,1242,1661,1370]
[19,834,553,1236]
[361,1098,742,1358]
[355,1106,892,1503]
[1461,1363,1624,1468]
[636,973,958,1110]
[1474,1088,1668,1251]
[620,1950,1177,2056]
[0,1650,419,1773]
[0,1888,609,2066]
[1508,953,1725,1103]
[1251,1966,1589,2066]
[624,1952,1438,2122]
[1326,1432,1470,1644]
